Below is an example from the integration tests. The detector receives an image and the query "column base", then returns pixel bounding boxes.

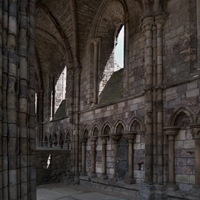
[91,173,97,178]
[80,172,87,176]
[189,185,200,196]
[110,176,117,182]
[124,178,135,184]
[99,174,108,180]
[155,184,167,200]
[165,182,178,191]
[138,183,155,200]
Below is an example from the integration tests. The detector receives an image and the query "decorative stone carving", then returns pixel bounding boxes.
[190,124,200,139]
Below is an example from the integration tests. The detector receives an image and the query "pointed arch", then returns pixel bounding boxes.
[168,106,195,127]
[113,118,126,133]
[101,121,112,135]
[91,124,100,136]
[196,111,200,124]
[128,116,145,132]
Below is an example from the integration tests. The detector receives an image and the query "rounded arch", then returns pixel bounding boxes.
[168,106,195,127]
[128,116,144,133]
[113,118,126,133]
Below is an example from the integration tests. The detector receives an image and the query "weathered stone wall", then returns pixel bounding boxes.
[36,150,72,185]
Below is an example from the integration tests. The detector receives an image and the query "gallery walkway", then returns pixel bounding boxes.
[37,183,131,200]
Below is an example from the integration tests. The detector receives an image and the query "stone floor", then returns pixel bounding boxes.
[37,183,131,200]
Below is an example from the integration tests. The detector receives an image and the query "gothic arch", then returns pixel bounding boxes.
[128,116,144,132]
[196,111,200,124]
[91,124,100,137]
[168,106,195,127]
[101,122,112,135]
[113,118,126,133]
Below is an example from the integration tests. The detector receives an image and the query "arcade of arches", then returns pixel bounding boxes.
[1,0,200,199]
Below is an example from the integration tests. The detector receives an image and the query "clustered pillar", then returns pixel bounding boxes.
[0,0,36,199]
[141,5,166,188]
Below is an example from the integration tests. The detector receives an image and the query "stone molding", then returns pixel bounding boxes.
[100,135,109,143]
[163,126,179,139]
[111,133,122,142]
[124,131,137,141]
[141,16,154,32]
[190,124,200,139]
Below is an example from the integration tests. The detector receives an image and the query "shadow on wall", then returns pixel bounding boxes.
[36,150,73,185]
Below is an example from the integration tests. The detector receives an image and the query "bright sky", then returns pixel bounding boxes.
[115,26,124,68]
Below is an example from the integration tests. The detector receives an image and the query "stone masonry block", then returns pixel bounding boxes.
[176,175,189,183]
[183,140,195,149]
[186,88,199,98]
[175,141,184,149]
[181,166,193,175]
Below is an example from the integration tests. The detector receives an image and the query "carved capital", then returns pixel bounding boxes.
[100,135,109,143]
[155,14,166,29]
[124,12,129,23]
[81,137,87,144]
[163,126,179,140]
[124,131,137,141]
[111,133,122,142]
[190,124,200,139]
[92,37,101,45]
[91,136,98,145]
[141,17,154,32]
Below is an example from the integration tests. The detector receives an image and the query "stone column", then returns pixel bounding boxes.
[37,90,44,147]
[124,132,137,184]
[142,16,154,184]
[190,124,200,188]
[100,135,109,180]
[81,137,87,176]
[124,12,129,96]
[111,133,122,181]
[74,67,81,181]
[164,126,179,191]
[92,38,100,104]
[91,136,98,178]
[155,14,166,185]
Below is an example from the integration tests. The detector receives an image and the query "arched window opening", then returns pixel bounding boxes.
[116,123,124,134]
[54,66,67,114]
[99,25,124,96]
[103,125,110,135]
[93,127,99,136]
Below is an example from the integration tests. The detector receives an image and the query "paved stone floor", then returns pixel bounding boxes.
[37,184,131,200]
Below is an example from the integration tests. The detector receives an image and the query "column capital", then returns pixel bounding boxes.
[124,131,137,141]
[163,126,179,140]
[81,137,87,144]
[155,14,166,29]
[111,133,122,142]
[100,135,109,143]
[190,124,200,139]
[91,136,98,144]
[141,16,154,32]
[123,12,129,23]
[92,37,101,45]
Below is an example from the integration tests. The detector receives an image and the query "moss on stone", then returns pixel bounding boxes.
[99,69,123,105]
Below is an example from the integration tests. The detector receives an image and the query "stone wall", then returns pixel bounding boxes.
[36,149,72,185]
